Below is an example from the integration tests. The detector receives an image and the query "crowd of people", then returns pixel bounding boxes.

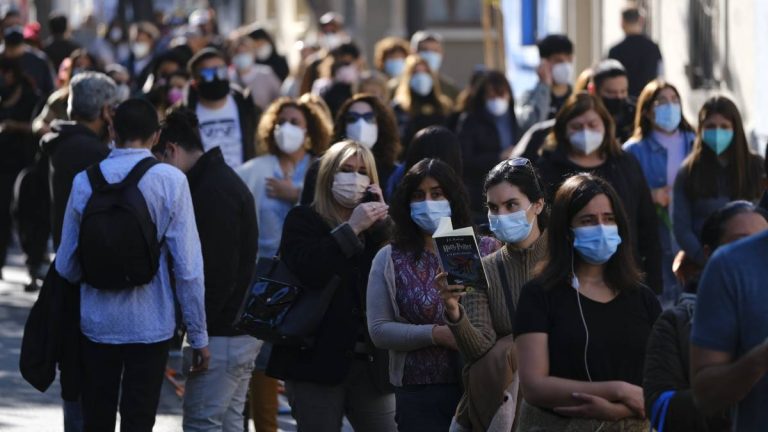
[6,3,768,432]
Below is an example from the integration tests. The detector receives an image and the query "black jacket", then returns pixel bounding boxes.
[186,147,258,336]
[536,148,663,293]
[608,35,663,98]
[267,205,390,389]
[457,109,520,214]
[183,85,261,164]
[643,294,731,431]
[20,262,81,401]
[513,118,555,161]
[41,120,110,248]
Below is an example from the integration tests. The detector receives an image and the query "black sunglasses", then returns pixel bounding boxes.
[344,111,376,124]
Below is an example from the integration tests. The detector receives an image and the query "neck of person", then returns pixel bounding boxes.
[423,233,436,253]
[199,95,228,110]
[184,149,205,172]
[568,149,605,167]
[552,83,569,97]
[117,139,149,150]
[339,205,353,223]
[653,125,678,137]
[279,148,306,168]
[624,25,643,36]
[511,220,541,250]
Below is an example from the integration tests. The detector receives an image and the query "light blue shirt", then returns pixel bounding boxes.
[236,153,311,259]
[55,148,208,349]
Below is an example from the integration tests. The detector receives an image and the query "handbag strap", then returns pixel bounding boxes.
[649,390,676,432]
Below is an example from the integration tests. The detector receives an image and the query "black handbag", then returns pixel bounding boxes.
[235,256,340,348]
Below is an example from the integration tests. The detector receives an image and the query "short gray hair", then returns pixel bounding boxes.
[68,72,118,121]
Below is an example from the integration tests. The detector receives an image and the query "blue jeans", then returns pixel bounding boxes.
[182,335,261,432]
[395,383,462,432]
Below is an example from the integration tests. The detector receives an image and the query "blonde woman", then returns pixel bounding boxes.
[267,141,396,431]
[392,54,452,152]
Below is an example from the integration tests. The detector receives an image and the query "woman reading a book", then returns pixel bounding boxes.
[439,157,549,431]
[266,140,396,431]
[367,158,498,432]
[513,173,661,430]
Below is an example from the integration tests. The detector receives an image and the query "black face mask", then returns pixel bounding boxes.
[197,78,230,101]
[601,97,625,116]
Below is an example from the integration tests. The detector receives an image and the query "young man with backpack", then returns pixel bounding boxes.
[55,98,209,432]
[154,107,259,431]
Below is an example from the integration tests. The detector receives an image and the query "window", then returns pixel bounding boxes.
[425,0,482,26]
[687,0,723,89]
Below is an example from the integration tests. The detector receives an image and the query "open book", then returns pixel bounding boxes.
[432,217,489,292]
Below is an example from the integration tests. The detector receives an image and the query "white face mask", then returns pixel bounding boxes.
[346,119,378,149]
[335,64,359,84]
[332,171,371,208]
[132,41,151,59]
[273,123,306,154]
[551,61,573,86]
[569,129,605,155]
[255,43,273,61]
[485,98,509,116]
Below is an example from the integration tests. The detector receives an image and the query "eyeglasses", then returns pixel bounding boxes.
[344,111,376,124]
[198,66,228,82]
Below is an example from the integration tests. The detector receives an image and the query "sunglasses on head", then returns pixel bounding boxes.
[344,111,376,124]
[198,66,228,82]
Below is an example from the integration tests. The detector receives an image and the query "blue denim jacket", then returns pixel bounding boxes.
[623,131,696,189]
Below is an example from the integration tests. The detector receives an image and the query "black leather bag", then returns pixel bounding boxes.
[235,256,339,348]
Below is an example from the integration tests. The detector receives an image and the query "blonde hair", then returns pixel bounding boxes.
[312,140,379,225]
[393,54,451,115]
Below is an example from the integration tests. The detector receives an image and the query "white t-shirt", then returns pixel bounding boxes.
[196,95,244,167]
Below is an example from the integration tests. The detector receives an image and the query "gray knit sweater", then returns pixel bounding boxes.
[448,233,548,362]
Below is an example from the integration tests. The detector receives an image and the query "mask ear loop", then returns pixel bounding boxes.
[572,248,606,432]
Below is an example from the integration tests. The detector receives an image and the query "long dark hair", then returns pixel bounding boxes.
[403,126,463,177]
[390,158,472,256]
[466,70,517,119]
[631,80,693,139]
[682,96,763,201]
[483,158,549,231]
[536,173,643,291]
[701,200,768,251]
[333,93,401,167]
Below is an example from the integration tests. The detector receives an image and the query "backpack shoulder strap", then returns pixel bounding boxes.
[121,157,160,187]
[85,163,108,191]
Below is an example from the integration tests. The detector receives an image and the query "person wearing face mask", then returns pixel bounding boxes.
[367,158,500,432]
[373,36,411,94]
[317,42,363,119]
[672,96,765,273]
[243,26,289,83]
[457,70,520,219]
[537,92,663,294]
[514,173,660,430]
[392,54,452,152]
[152,108,259,432]
[123,21,159,92]
[227,33,281,110]
[236,97,331,432]
[410,31,458,102]
[623,80,696,305]
[438,158,547,431]
[591,59,636,143]
[517,34,574,133]
[180,48,260,168]
[267,140,396,432]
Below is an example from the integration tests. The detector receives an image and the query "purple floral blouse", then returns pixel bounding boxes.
[392,236,500,385]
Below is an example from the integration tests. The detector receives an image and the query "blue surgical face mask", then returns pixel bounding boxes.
[702,128,734,156]
[410,199,452,234]
[410,72,434,97]
[654,103,682,133]
[489,205,533,244]
[572,224,622,265]
[418,50,443,72]
[384,58,405,77]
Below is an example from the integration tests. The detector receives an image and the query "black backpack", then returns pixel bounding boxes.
[79,157,161,290]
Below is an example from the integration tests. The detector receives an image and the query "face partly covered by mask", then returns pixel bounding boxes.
[410,176,452,234]
[195,60,230,101]
[571,193,622,265]
[566,108,606,156]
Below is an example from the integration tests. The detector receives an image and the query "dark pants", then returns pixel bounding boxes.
[81,338,170,432]
[394,383,462,432]
[0,170,18,270]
